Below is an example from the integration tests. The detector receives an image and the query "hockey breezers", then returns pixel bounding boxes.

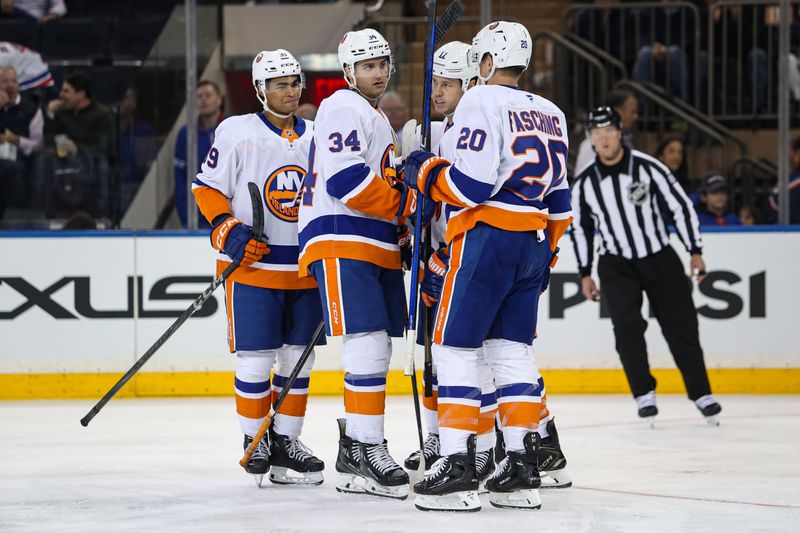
[80,182,265,427]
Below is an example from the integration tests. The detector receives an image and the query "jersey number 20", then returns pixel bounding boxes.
[507,135,567,201]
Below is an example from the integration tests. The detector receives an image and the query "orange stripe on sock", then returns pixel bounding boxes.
[324,258,344,336]
[236,394,270,419]
[343,389,386,416]
[272,392,308,418]
[438,402,479,432]
[423,390,439,411]
[478,408,497,435]
[498,401,540,430]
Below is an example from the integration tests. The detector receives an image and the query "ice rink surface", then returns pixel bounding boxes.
[1,394,798,532]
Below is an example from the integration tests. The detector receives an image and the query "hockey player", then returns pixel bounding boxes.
[401,42,498,484]
[405,22,573,511]
[192,50,325,488]
[405,41,570,494]
[297,28,416,500]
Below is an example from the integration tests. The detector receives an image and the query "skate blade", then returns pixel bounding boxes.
[477,481,489,495]
[415,491,481,512]
[252,474,266,488]
[705,414,720,427]
[540,466,572,489]
[489,488,542,510]
[641,416,656,429]
[269,467,324,486]
[335,473,366,494]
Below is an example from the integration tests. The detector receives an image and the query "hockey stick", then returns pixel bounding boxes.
[80,182,265,427]
[239,320,325,467]
[402,0,439,488]
[433,0,465,45]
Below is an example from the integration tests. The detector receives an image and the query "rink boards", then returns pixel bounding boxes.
[0,228,798,399]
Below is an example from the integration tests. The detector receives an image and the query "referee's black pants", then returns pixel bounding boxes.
[597,246,712,401]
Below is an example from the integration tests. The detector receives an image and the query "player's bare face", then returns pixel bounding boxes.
[432,76,462,116]
[353,58,390,100]
[591,126,623,163]
[265,75,302,115]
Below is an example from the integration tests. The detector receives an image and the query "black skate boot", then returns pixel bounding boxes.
[404,433,441,470]
[242,434,270,488]
[494,425,506,464]
[695,395,722,426]
[268,429,325,486]
[475,448,494,494]
[636,391,658,428]
[538,418,571,489]
[486,432,542,510]
[334,418,410,500]
[359,440,410,500]
[414,435,480,512]
[334,418,366,495]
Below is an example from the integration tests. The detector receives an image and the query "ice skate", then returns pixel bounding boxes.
[486,432,542,510]
[475,448,494,494]
[242,434,270,488]
[494,425,506,463]
[268,429,324,486]
[414,435,480,512]
[636,391,658,428]
[404,433,441,471]
[538,418,571,489]
[334,418,409,500]
[695,395,722,426]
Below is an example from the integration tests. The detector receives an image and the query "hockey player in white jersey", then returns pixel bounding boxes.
[192,50,325,488]
[405,22,573,511]
[297,29,417,500]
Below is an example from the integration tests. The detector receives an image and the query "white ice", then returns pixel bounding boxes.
[1,395,798,532]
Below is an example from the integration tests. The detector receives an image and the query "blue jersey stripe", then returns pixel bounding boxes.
[496,381,542,398]
[299,214,397,248]
[326,163,371,200]
[273,374,310,389]
[255,244,299,265]
[449,165,494,205]
[344,374,386,387]
[543,188,571,215]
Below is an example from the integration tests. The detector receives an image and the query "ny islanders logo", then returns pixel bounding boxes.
[264,165,306,221]
[380,144,397,184]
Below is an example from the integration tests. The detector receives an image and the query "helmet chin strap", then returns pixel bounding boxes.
[255,81,293,119]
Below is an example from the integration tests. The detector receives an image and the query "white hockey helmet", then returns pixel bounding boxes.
[337,28,394,88]
[469,21,532,83]
[252,49,305,116]
[433,41,477,92]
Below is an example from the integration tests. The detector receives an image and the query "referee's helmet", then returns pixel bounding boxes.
[586,106,622,131]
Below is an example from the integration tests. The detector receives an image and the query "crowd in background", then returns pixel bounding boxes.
[0,0,798,229]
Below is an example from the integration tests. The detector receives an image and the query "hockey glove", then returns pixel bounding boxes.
[421,247,449,307]
[397,225,413,270]
[211,215,269,265]
[404,150,448,196]
[394,182,417,218]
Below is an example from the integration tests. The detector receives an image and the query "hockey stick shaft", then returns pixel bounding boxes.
[433,0,465,44]
[80,183,265,427]
[239,320,324,466]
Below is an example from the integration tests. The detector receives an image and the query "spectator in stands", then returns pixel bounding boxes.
[738,205,760,226]
[631,1,697,103]
[575,88,639,171]
[295,102,317,120]
[378,90,408,141]
[0,65,42,215]
[0,41,54,94]
[40,71,115,218]
[0,0,66,24]
[174,79,223,229]
[656,134,689,190]
[118,87,156,217]
[696,174,740,226]
[768,136,800,224]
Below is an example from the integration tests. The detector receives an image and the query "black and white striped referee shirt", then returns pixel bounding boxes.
[570,148,703,277]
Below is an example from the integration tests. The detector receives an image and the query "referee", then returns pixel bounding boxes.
[570,107,722,426]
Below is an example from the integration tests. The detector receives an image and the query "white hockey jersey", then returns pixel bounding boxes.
[298,89,405,276]
[0,42,53,91]
[432,85,572,244]
[193,113,316,290]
